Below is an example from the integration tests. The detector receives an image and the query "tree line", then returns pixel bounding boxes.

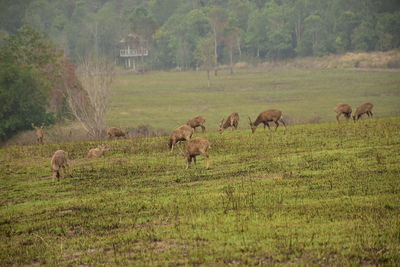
[1,0,400,70]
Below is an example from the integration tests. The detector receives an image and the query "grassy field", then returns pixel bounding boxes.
[1,117,400,265]
[108,69,400,131]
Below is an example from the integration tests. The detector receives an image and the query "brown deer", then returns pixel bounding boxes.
[219,112,240,133]
[187,115,206,133]
[169,125,194,152]
[333,104,352,122]
[51,150,69,181]
[107,127,126,139]
[87,144,109,158]
[248,109,286,133]
[353,102,374,121]
[185,137,210,169]
[31,123,44,144]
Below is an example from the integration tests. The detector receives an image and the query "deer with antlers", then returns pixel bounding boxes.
[31,123,45,144]
[218,112,239,133]
[248,109,286,133]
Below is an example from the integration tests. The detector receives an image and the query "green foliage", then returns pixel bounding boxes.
[0,26,64,141]
[1,0,400,67]
[0,59,54,141]
[0,118,399,265]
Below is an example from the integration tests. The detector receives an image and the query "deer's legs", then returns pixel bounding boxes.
[200,152,209,169]
[274,121,279,131]
[201,125,206,133]
[336,113,341,123]
[186,155,193,169]
[279,118,286,128]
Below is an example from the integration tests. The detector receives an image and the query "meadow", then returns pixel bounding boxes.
[1,68,400,265]
[108,68,400,131]
[1,117,400,265]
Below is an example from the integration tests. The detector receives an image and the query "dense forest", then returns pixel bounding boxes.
[1,0,400,70]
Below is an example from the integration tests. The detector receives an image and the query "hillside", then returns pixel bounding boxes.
[1,118,399,265]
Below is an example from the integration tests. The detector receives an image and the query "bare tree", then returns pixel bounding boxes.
[195,36,215,88]
[208,7,228,76]
[66,55,114,138]
[224,26,241,75]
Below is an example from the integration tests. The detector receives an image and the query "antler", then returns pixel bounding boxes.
[248,116,252,123]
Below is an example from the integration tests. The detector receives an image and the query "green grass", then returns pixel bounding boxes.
[108,69,400,130]
[1,117,400,265]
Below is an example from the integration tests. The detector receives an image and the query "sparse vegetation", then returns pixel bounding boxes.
[1,117,399,265]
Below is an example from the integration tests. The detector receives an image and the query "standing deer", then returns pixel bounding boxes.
[353,102,374,121]
[107,127,126,139]
[219,112,240,133]
[31,123,44,144]
[185,137,210,169]
[248,109,286,133]
[51,150,69,181]
[168,125,194,152]
[187,115,206,133]
[87,144,109,158]
[333,104,352,122]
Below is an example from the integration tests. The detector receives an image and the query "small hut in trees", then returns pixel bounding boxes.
[119,33,148,69]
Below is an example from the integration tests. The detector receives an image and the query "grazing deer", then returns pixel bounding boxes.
[187,115,206,133]
[353,102,374,121]
[248,109,286,133]
[87,144,109,158]
[219,112,240,133]
[185,137,210,169]
[107,127,126,139]
[333,104,352,122]
[51,150,69,181]
[169,125,194,152]
[31,123,44,144]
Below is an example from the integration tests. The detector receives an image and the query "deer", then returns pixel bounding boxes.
[187,115,206,133]
[169,125,194,152]
[87,144,109,158]
[353,102,374,121]
[185,137,210,169]
[31,123,44,144]
[107,127,126,139]
[219,112,240,133]
[248,109,286,133]
[333,104,352,122]
[51,150,69,181]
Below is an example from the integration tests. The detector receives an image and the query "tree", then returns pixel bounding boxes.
[66,55,115,138]
[245,9,268,58]
[208,7,228,75]
[0,57,53,141]
[0,25,65,141]
[195,36,215,88]
[223,26,241,74]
